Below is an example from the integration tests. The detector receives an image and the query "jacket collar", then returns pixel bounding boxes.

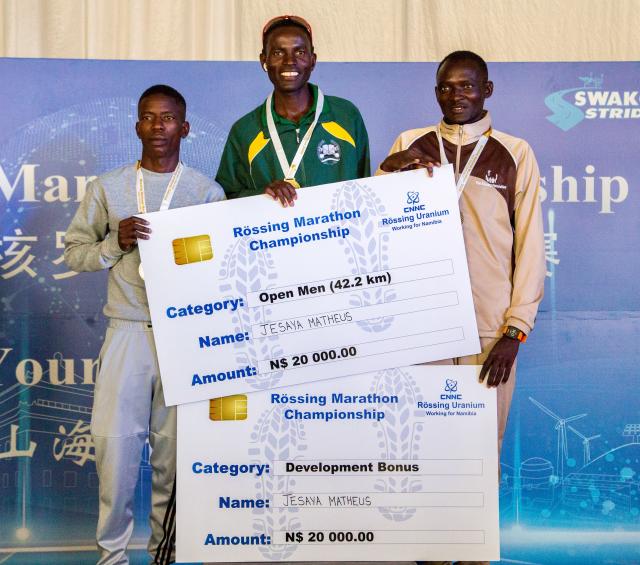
[262,83,330,130]
[438,111,492,145]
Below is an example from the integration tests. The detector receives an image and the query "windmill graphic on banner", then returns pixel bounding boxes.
[529,397,586,480]
[568,425,600,466]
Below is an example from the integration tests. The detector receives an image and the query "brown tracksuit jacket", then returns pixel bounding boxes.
[380,112,545,337]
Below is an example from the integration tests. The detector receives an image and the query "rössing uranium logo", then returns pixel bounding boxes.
[444,379,458,393]
[441,379,461,399]
[545,73,640,131]
[404,191,425,212]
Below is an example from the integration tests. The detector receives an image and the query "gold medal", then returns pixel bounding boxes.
[266,89,324,193]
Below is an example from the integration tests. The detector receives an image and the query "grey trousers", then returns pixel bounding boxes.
[92,319,176,565]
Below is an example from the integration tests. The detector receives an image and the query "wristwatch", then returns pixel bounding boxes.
[503,325,527,343]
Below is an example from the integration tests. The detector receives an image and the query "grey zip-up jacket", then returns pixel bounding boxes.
[64,163,225,321]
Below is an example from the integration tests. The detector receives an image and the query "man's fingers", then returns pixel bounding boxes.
[277,189,292,207]
[119,217,150,246]
[414,161,440,177]
[500,359,514,384]
[283,184,298,204]
[490,364,509,387]
[275,186,297,207]
[121,216,149,226]
[118,219,152,250]
[122,224,151,239]
[487,365,496,387]
[381,155,404,172]
[478,363,489,383]
[489,366,502,388]
[481,356,503,387]
[133,223,151,235]
[486,366,498,388]
[265,187,277,200]
[381,154,410,172]
[265,184,298,207]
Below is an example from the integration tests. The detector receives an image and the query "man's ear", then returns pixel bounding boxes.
[181,121,190,138]
[135,121,141,138]
[484,80,494,99]
[310,52,317,72]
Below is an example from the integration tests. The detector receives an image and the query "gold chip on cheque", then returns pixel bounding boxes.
[209,395,247,421]
[172,234,213,265]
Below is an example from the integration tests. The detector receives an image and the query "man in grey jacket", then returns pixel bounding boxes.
[64,84,225,565]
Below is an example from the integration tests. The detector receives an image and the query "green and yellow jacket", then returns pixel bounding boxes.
[216,84,370,199]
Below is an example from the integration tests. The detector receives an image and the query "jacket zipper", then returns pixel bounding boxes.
[455,126,463,182]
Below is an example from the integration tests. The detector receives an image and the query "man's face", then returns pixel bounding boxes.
[435,59,493,125]
[135,94,189,159]
[260,25,316,94]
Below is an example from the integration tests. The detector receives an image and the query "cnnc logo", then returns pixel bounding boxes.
[404,191,425,213]
[441,378,461,400]
[545,73,640,131]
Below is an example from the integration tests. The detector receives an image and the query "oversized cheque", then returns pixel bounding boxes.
[176,365,499,562]
[139,166,480,405]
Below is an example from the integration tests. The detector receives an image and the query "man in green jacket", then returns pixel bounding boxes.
[216,15,370,206]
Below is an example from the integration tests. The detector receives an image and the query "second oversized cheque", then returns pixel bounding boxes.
[139,166,480,405]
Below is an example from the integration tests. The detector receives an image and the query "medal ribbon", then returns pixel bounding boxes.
[135,161,183,281]
[436,127,491,199]
[265,88,325,185]
[135,160,183,214]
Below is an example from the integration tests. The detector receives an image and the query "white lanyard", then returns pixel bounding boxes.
[436,127,490,199]
[135,160,183,214]
[265,88,325,186]
[135,161,183,280]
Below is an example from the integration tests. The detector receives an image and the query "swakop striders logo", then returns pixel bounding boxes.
[545,73,640,131]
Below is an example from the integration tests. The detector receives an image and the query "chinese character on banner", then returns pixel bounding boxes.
[0,424,37,460]
[0,228,38,279]
[53,420,95,467]
[544,209,560,278]
[51,231,78,280]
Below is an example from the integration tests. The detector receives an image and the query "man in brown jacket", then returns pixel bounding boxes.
[379,50,545,565]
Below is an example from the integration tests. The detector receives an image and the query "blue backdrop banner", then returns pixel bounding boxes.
[0,59,638,565]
